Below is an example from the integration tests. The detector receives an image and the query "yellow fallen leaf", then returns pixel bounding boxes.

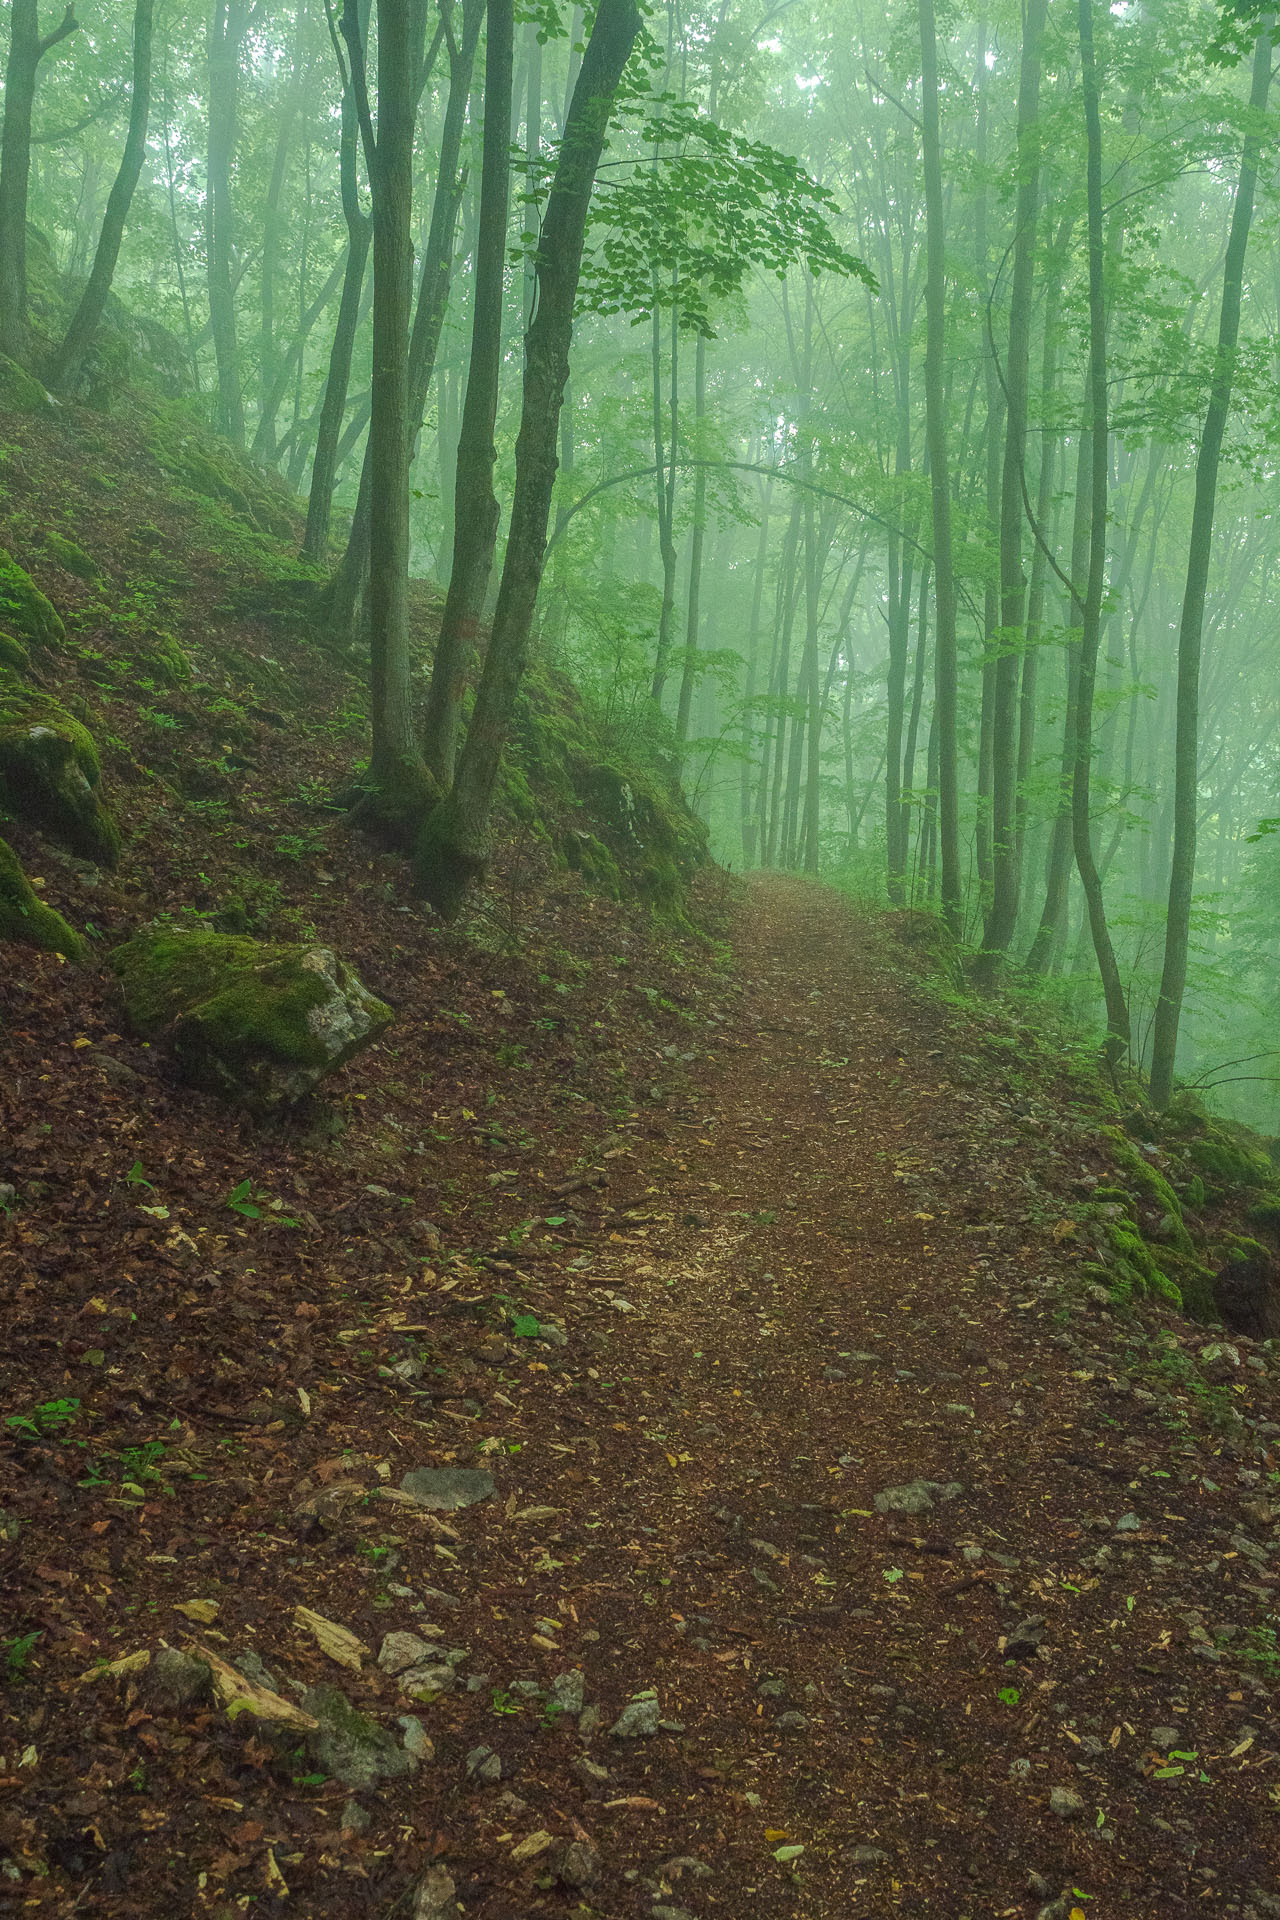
[765,1828,789,1842]
[509,1829,553,1863]
[197,1646,318,1730]
[266,1848,289,1898]
[174,1599,220,1624]
[73,1036,92,1049]
[78,1648,150,1685]
[294,1604,368,1671]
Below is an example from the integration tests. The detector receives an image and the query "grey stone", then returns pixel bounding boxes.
[550,1669,586,1715]
[399,1662,457,1698]
[234,1649,280,1694]
[775,1710,808,1733]
[1150,1726,1182,1750]
[652,1909,696,1920]
[147,1647,212,1708]
[823,1367,847,1382]
[849,1845,889,1865]
[578,1702,602,1740]
[1003,1615,1046,1660]
[340,1799,371,1834]
[1049,1786,1085,1820]
[378,1631,440,1675]
[422,1586,462,1609]
[874,1478,963,1515]
[658,1857,713,1880]
[412,1865,458,1919]
[1114,1512,1142,1533]
[400,1467,495,1511]
[465,1743,502,1784]
[611,1690,661,1738]
[398,1715,433,1761]
[552,1840,600,1888]
[304,1685,414,1790]
[573,1755,610,1787]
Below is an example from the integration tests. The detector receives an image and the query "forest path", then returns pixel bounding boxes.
[529,873,1275,1920]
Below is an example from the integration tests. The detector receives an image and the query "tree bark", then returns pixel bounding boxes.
[422,0,516,788]
[1149,23,1271,1106]
[0,0,80,364]
[1074,0,1130,1064]
[416,0,643,914]
[206,0,249,443]
[45,0,152,393]
[919,0,961,933]
[675,332,708,748]
[977,0,1047,980]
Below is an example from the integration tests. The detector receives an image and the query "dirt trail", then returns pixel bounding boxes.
[487,875,1277,1919]
[5,875,1279,1918]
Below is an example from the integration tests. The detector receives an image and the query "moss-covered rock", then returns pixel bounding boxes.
[1099,1126,1196,1256]
[43,530,102,582]
[0,354,55,415]
[1213,1239,1280,1340]
[110,929,393,1108]
[0,549,63,648]
[0,631,29,673]
[0,673,120,865]
[1186,1128,1274,1197]
[136,631,191,685]
[0,835,85,960]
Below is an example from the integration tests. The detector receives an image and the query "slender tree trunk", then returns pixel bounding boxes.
[359,0,429,808]
[326,1,480,641]
[919,0,961,932]
[253,17,305,459]
[1025,421,1086,974]
[416,0,643,914]
[649,291,680,703]
[675,332,708,747]
[801,486,823,874]
[422,0,516,788]
[1149,24,1271,1106]
[206,0,248,443]
[739,480,772,863]
[45,0,152,392]
[977,0,1047,980]
[0,0,80,364]
[1074,0,1130,1063]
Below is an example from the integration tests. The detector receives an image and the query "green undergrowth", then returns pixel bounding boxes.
[888,912,1280,1332]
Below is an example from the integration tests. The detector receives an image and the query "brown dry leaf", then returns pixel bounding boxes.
[174,1598,220,1624]
[514,1505,560,1521]
[603,1796,664,1812]
[294,1604,367,1671]
[509,1830,554,1863]
[77,1649,150,1685]
[197,1645,318,1731]
[1051,1217,1077,1243]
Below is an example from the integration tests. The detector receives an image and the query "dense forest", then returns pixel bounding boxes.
[4,0,1280,1914]
[2,0,1278,1110]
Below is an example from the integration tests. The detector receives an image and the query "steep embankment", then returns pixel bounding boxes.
[2,876,1279,1918]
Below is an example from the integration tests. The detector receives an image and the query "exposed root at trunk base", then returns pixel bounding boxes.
[414,803,488,920]
[346,756,439,854]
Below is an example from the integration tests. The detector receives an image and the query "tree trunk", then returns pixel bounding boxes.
[206,0,249,443]
[1025,418,1086,974]
[45,0,152,393]
[648,293,679,703]
[422,0,516,788]
[361,0,429,811]
[326,0,480,643]
[801,486,823,874]
[977,0,1047,981]
[739,479,772,864]
[919,0,961,933]
[1149,23,1271,1106]
[416,0,643,914]
[0,0,79,364]
[675,332,708,747]
[1074,0,1130,1064]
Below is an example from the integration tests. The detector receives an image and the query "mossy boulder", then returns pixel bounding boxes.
[43,530,102,582]
[110,929,393,1108]
[136,631,190,685]
[0,674,120,865]
[0,631,29,672]
[0,835,85,960]
[1213,1238,1280,1340]
[0,549,63,648]
[0,354,55,415]
[1099,1126,1196,1256]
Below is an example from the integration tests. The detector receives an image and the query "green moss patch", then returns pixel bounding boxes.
[42,530,102,582]
[0,549,63,648]
[111,929,393,1108]
[0,671,119,865]
[0,631,29,673]
[0,354,55,415]
[0,835,85,960]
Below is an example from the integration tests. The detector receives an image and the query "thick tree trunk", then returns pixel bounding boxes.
[1074,0,1130,1064]
[0,0,79,364]
[1149,25,1271,1106]
[977,0,1047,980]
[45,0,152,393]
[206,0,248,444]
[416,0,643,914]
[422,0,516,788]
[919,0,961,932]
